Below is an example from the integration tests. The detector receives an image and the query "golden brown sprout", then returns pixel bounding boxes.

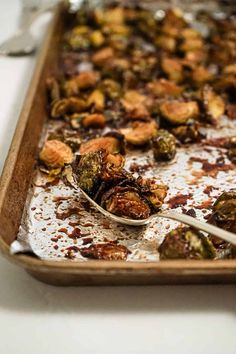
[160,100,199,125]
[87,89,105,111]
[100,79,121,99]
[180,38,204,52]
[120,120,158,146]
[46,77,60,102]
[137,177,167,211]
[101,153,125,182]
[80,136,123,155]
[147,79,184,97]
[180,28,200,40]
[121,91,150,120]
[223,63,236,75]
[82,114,106,129]
[192,66,213,84]
[92,47,114,65]
[161,58,183,82]
[76,71,100,89]
[202,85,225,124]
[155,35,176,52]
[39,140,73,167]
[95,7,124,25]
[185,49,207,64]
[63,78,79,97]
[90,30,105,47]
[51,98,86,118]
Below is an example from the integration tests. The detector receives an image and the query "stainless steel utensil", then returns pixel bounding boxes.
[0,1,54,56]
[80,189,236,246]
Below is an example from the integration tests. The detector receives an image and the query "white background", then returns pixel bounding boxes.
[0,1,235,353]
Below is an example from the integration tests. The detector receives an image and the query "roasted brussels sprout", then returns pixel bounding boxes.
[160,100,199,125]
[120,120,158,146]
[80,133,124,155]
[227,136,236,164]
[75,151,103,195]
[80,242,130,260]
[99,79,122,99]
[202,85,225,124]
[101,186,151,219]
[92,47,114,65]
[161,58,183,82]
[76,71,100,89]
[39,140,73,168]
[74,150,125,196]
[159,227,216,260]
[208,190,236,234]
[147,79,184,97]
[87,89,105,111]
[136,177,167,211]
[171,123,203,144]
[82,113,106,129]
[207,191,236,257]
[152,129,176,161]
[51,98,86,119]
[191,66,213,85]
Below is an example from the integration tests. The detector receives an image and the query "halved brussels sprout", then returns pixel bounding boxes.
[80,133,124,155]
[46,77,60,102]
[39,140,73,168]
[74,151,103,195]
[80,243,130,261]
[121,90,150,120]
[191,66,213,85]
[87,89,105,111]
[51,98,86,119]
[120,121,158,146]
[160,100,199,125]
[76,71,100,89]
[136,177,167,211]
[202,85,225,124]
[171,124,202,144]
[161,58,183,82]
[99,79,122,99]
[82,114,106,129]
[101,186,151,219]
[208,190,236,234]
[147,79,184,97]
[92,47,114,65]
[180,38,204,52]
[159,227,216,260]
[152,129,176,161]
[90,30,105,47]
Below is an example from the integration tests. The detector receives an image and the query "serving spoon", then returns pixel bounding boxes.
[79,189,236,246]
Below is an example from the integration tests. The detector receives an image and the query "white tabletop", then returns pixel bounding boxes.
[0,2,235,354]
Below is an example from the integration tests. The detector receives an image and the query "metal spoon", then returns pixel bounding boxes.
[79,189,236,246]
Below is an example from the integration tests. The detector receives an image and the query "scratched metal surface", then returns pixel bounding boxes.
[11,0,236,261]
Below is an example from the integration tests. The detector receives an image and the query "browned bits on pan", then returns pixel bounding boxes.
[80,242,130,260]
[160,100,199,125]
[80,136,124,155]
[39,140,73,167]
[202,85,225,124]
[82,113,106,128]
[51,97,86,118]
[120,121,158,146]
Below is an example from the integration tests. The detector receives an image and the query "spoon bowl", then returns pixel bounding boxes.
[80,189,236,246]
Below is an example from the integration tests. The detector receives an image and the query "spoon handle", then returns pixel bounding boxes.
[157,210,236,246]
